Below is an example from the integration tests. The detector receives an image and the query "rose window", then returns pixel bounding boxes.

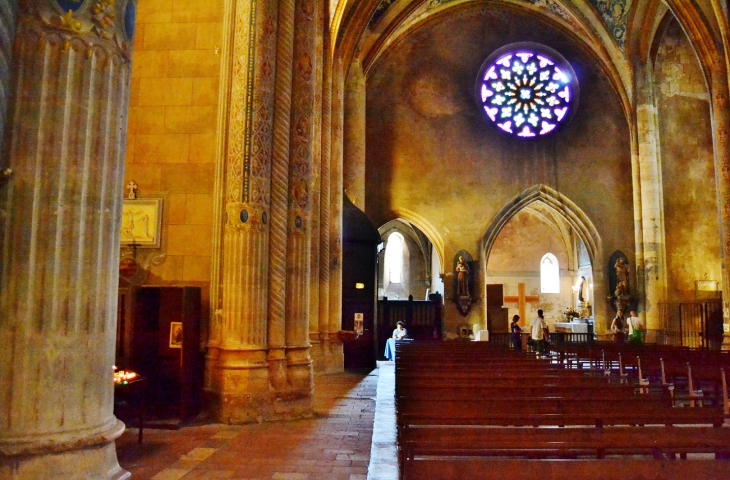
[476,43,579,138]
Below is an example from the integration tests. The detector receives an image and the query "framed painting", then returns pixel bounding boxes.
[121,198,163,248]
[169,322,183,349]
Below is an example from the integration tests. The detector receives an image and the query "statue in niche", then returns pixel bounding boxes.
[456,256,470,297]
[452,252,475,317]
[578,276,586,303]
[614,257,630,296]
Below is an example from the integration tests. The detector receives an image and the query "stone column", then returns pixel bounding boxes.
[209,0,277,423]
[267,0,295,391]
[635,66,667,330]
[709,66,730,345]
[309,2,322,362]
[343,58,366,210]
[284,0,317,406]
[0,1,135,478]
[315,31,334,373]
[0,0,18,157]
[328,54,344,370]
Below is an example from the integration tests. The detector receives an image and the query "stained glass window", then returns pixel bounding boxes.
[477,43,579,138]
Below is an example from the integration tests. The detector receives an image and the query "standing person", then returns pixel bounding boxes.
[611,310,626,343]
[531,310,548,355]
[510,315,522,352]
[627,310,644,344]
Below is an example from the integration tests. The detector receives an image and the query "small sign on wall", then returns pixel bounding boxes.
[354,313,364,335]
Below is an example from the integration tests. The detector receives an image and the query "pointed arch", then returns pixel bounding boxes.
[374,208,445,274]
[480,184,602,267]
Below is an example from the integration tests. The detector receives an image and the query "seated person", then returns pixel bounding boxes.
[385,321,407,361]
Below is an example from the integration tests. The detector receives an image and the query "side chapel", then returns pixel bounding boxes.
[1,0,730,477]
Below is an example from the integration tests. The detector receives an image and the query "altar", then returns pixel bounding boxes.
[554,320,590,334]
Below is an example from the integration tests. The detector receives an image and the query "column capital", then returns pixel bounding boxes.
[18,0,136,58]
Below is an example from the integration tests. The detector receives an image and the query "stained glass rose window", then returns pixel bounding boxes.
[476,43,579,138]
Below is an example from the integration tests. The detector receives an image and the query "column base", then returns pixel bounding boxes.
[0,438,128,480]
[206,347,314,423]
[310,334,344,374]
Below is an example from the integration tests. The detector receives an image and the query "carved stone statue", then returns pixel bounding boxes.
[614,257,629,296]
[456,256,470,297]
[578,276,586,303]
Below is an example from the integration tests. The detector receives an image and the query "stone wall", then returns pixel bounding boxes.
[124,0,224,334]
[656,19,720,302]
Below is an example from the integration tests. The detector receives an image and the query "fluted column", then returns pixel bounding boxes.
[343,58,366,210]
[0,1,135,478]
[209,0,278,423]
[0,0,18,157]
[327,54,344,368]
[284,0,317,404]
[635,66,667,330]
[709,65,730,346]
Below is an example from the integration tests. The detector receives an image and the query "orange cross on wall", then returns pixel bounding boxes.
[503,283,540,327]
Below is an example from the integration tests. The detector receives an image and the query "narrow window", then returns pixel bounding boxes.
[385,233,404,284]
[540,253,560,293]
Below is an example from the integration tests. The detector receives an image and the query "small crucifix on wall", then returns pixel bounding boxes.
[503,283,540,326]
[126,180,138,200]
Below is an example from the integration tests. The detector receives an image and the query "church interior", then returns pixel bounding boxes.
[2,0,730,478]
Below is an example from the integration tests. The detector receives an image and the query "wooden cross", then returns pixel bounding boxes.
[503,283,540,326]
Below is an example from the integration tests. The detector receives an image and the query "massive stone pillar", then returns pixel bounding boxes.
[208,0,278,423]
[709,65,730,344]
[0,1,136,478]
[343,58,366,209]
[635,66,667,330]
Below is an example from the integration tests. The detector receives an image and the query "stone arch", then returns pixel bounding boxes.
[479,184,605,329]
[374,208,445,275]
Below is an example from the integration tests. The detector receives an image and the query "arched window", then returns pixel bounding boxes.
[385,233,404,284]
[540,253,560,293]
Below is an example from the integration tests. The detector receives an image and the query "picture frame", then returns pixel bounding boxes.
[169,322,183,349]
[120,198,163,248]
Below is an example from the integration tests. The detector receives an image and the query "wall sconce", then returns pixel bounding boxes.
[355,283,365,289]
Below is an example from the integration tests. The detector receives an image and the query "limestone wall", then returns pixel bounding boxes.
[124,0,224,332]
[655,19,720,302]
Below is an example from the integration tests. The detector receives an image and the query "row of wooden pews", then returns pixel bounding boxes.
[547,342,730,411]
[395,341,730,480]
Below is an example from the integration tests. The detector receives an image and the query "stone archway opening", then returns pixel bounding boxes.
[481,184,604,334]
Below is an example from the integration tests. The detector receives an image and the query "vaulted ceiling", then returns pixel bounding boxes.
[330,0,729,120]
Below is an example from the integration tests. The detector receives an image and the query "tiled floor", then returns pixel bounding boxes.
[116,365,384,480]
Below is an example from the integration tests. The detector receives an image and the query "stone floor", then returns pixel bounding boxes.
[115,363,394,480]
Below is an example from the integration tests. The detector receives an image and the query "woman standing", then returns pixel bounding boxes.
[510,315,522,351]
[611,310,626,343]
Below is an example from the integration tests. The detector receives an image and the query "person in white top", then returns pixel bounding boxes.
[627,310,644,343]
[530,309,548,354]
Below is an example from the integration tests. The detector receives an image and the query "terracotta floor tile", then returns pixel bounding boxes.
[116,368,379,480]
